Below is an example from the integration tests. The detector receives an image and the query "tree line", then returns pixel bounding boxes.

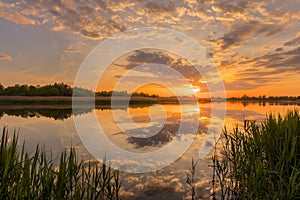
[228,94,300,101]
[0,83,159,97]
[0,83,73,96]
[95,91,158,97]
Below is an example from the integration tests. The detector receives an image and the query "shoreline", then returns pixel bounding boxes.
[0,96,299,106]
[0,96,202,105]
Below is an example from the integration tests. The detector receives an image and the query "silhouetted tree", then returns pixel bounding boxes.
[0,83,159,97]
[73,87,93,96]
[48,88,59,96]
[241,94,249,100]
[0,83,3,95]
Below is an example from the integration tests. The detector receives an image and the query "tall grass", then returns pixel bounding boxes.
[0,127,121,199]
[212,110,300,199]
[186,158,198,200]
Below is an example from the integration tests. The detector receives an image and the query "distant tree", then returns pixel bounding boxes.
[241,94,249,100]
[4,84,20,95]
[73,87,93,96]
[54,83,72,96]
[19,85,29,96]
[0,83,159,97]
[0,83,3,95]
[96,91,113,97]
[48,88,59,96]
[28,85,37,96]
[95,90,159,97]
[37,85,49,96]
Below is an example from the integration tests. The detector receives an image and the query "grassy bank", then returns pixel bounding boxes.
[0,127,121,200]
[212,111,300,199]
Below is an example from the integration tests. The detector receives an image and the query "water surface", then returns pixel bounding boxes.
[0,102,298,199]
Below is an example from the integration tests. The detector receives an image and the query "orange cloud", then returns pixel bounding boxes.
[0,1,36,25]
[0,53,12,61]
[64,48,81,53]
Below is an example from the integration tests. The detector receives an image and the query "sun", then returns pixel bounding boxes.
[192,86,201,93]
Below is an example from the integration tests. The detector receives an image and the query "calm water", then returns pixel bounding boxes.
[0,102,299,199]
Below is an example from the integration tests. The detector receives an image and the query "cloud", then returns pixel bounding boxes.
[144,1,177,15]
[225,77,279,90]
[113,50,208,91]
[254,46,300,71]
[0,0,216,39]
[64,48,81,53]
[0,10,36,25]
[22,0,134,39]
[221,45,300,90]
[284,36,300,46]
[213,0,261,13]
[0,1,37,25]
[0,0,296,43]
[209,20,286,50]
[0,0,294,44]
[125,50,173,66]
[0,53,12,61]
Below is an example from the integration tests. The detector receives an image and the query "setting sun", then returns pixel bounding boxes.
[192,86,201,93]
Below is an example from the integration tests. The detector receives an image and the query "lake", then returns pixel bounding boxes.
[0,101,299,199]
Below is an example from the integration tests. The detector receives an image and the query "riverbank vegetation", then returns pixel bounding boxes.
[228,94,300,102]
[0,83,158,98]
[211,110,300,199]
[0,127,121,199]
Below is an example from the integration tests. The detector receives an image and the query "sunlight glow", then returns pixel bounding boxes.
[192,86,201,93]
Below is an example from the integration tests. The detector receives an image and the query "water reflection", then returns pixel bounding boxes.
[0,105,155,120]
[95,105,210,154]
[0,102,299,199]
[231,100,300,107]
[1,101,299,121]
[0,108,77,120]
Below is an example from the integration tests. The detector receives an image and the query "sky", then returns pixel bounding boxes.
[0,0,300,97]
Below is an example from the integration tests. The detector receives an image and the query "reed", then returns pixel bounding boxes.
[0,127,121,199]
[212,110,300,199]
